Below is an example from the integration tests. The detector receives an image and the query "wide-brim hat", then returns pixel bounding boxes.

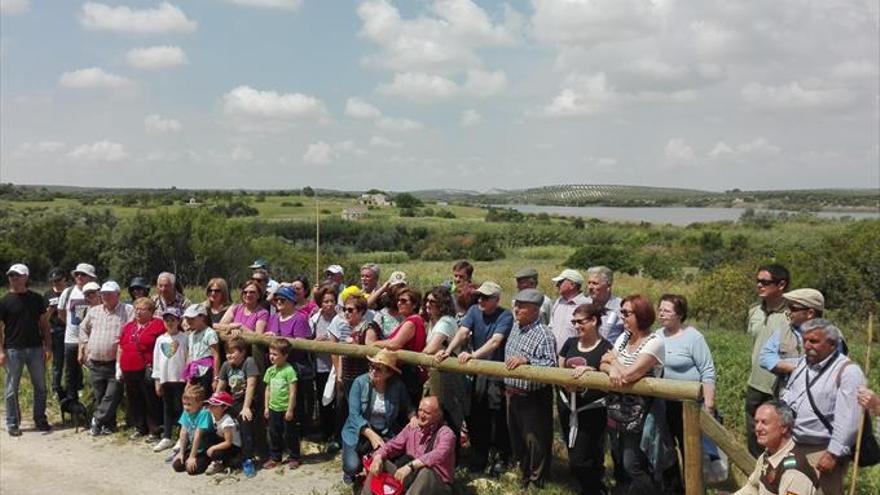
[367,349,402,374]
[72,263,97,279]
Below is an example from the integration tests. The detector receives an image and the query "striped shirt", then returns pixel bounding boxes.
[503,318,557,391]
[79,302,134,362]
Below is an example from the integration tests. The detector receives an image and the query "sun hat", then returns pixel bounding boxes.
[551,268,584,285]
[72,263,97,279]
[128,277,150,290]
[367,349,402,374]
[249,258,269,269]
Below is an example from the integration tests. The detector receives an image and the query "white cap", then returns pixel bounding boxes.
[82,281,101,293]
[476,281,502,297]
[551,268,585,285]
[325,264,344,275]
[183,304,208,318]
[72,263,97,279]
[6,263,29,277]
[100,281,121,293]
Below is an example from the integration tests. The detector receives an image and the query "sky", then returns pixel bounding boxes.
[0,0,878,192]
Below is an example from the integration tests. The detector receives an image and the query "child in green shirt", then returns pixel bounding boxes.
[263,338,300,469]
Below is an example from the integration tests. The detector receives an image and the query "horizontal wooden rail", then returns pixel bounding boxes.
[223,330,703,402]
[700,409,757,475]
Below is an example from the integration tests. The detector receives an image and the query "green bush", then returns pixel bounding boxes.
[564,245,638,275]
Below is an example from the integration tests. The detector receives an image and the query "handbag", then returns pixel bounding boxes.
[606,332,654,433]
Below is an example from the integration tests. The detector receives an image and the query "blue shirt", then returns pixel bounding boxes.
[653,326,715,384]
[178,408,214,453]
[460,305,513,362]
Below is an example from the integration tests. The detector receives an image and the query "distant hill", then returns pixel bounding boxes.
[412,184,721,206]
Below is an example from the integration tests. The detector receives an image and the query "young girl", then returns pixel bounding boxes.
[183,304,220,392]
[205,391,243,475]
[173,384,214,475]
[152,307,189,452]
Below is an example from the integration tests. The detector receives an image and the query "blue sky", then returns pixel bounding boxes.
[1,1,878,191]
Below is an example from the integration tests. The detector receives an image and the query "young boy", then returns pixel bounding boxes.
[204,391,242,475]
[172,384,214,475]
[152,307,189,452]
[216,336,260,467]
[263,338,300,470]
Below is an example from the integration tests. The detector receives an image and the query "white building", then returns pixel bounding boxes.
[358,193,390,207]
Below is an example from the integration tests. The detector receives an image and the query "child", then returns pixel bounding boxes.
[205,391,242,475]
[182,304,220,392]
[216,336,260,467]
[152,307,189,452]
[263,338,300,470]
[173,384,214,475]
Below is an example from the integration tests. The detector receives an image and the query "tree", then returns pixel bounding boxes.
[302,186,315,197]
[394,192,423,209]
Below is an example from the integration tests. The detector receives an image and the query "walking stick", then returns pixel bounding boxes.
[848,314,873,495]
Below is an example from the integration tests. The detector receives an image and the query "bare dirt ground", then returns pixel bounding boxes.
[1,420,343,495]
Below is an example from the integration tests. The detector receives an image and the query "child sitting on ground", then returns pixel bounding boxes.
[216,336,260,468]
[172,384,214,475]
[204,391,242,475]
[263,338,300,470]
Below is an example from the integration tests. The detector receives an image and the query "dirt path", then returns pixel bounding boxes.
[1,421,343,495]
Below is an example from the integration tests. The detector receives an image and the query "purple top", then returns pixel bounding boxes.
[376,423,456,484]
[267,312,312,363]
[232,304,269,331]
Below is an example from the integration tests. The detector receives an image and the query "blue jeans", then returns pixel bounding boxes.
[4,346,48,428]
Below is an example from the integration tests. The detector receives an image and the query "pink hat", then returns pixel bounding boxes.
[204,391,234,408]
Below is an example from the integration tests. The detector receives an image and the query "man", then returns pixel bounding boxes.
[584,266,624,343]
[79,281,134,435]
[451,260,473,288]
[735,401,817,495]
[759,289,823,395]
[437,280,513,475]
[548,268,589,354]
[249,258,279,291]
[0,263,52,436]
[363,396,456,495]
[57,262,97,409]
[152,272,190,317]
[512,268,552,325]
[360,263,380,296]
[745,264,791,457]
[505,288,558,489]
[780,319,865,495]
[325,264,346,303]
[44,267,69,404]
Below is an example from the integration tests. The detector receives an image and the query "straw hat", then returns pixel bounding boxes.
[367,349,401,374]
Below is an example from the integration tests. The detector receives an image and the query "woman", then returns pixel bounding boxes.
[127,277,150,304]
[202,278,231,326]
[215,280,269,373]
[310,285,338,442]
[267,286,315,447]
[654,294,716,493]
[117,297,166,440]
[369,285,403,340]
[331,292,376,442]
[291,275,316,318]
[372,287,426,404]
[422,286,468,433]
[600,294,671,495]
[340,349,411,485]
[563,304,614,495]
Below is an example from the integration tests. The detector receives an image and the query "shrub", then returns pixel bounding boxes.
[564,245,638,275]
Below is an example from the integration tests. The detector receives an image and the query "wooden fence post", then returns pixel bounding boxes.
[683,400,704,495]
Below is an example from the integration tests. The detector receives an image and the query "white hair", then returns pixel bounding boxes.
[586,266,614,286]
[802,318,841,343]
[157,272,176,285]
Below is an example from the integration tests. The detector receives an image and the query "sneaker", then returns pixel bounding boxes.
[153,438,175,452]
[263,459,279,470]
[89,418,102,437]
[7,426,22,437]
[287,458,301,470]
[35,421,52,432]
[129,431,144,440]
[100,426,114,435]
[205,461,225,475]
[145,433,161,444]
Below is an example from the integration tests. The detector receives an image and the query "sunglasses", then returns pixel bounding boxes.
[206,288,222,294]
[342,307,357,314]
[571,318,590,326]
[756,279,778,286]
[619,310,634,318]
[787,306,809,313]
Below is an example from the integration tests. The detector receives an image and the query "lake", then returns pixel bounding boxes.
[499,204,880,226]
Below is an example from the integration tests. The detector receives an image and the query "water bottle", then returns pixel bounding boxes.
[242,458,256,478]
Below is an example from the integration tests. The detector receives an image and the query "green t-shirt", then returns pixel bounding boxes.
[263,363,297,412]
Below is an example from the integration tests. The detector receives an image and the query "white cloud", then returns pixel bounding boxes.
[78,2,197,35]
[144,114,181,133]
[231,145,253,161]
[460,109,482,127]
[709,138,781,159]
[59,67,132,89]
[531,0,659,49]
[831,60,878,80]
[225,0,302,10]
[66,140,129,162]
[126,46,187,70]
[369,136,403,148]
[664,138,697,165]
[741,81,854,110]
[0,0,29,15]
[345,97,382,119]
[541,73,617,117]
[463,69,508,96]
[303,141,335,165]
[221,85,328,120]
[375,116,424,132]
[378,72,458,101]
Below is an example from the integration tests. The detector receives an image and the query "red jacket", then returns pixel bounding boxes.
[118,318,165,372]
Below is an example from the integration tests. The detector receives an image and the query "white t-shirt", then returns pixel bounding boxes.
[369,391,387,431]
[59,286,88,344]
[214,413,242,447]
[613,331,665,378]
[152,332,189,384]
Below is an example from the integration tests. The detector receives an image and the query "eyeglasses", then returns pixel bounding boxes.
[571,318,589,326]
[342,307,357,314]
[756,279,778,286]
[242,290,259,295]
[787,306,809,313]
[619,309,634,318]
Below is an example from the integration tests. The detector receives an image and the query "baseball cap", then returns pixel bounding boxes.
[325,264,344,275]
[204,391,234,408]
[783,289,825,312]
[476,281,502,298]
[99,281,121,293]
[183,304,208,318]
[249,258,268,270]
[274,286,296,302]
[6,263,29,277]
[162,307,182,319]
[47,267,65,281]
[82,281,101,293]
[72,263,97,279]
[387,271,407,286]
[551,269,584,285]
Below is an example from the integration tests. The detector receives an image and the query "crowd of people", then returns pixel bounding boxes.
[1,259,877,495]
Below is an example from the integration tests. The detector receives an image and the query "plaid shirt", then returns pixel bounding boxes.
[503,317,557,391]
[152,293,191,318]
[79,303,134,361]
